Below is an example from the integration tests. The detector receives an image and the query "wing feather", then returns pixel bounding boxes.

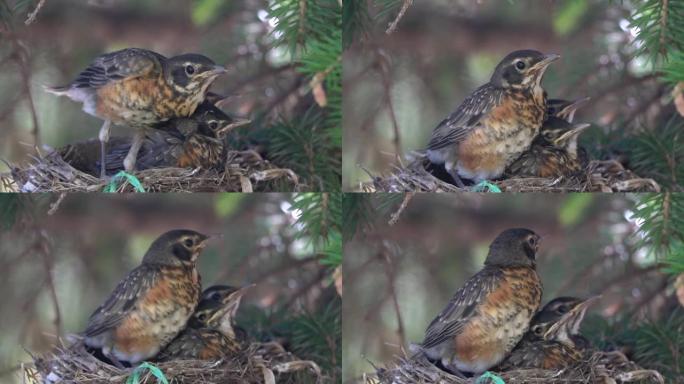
[71,48,165,89]
[427,83,504,150]
[84,265,160,337]
[420,266,503,349]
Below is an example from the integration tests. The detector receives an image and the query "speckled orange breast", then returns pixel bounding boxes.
[95,75,201,126]
[112,266,201,360]
[451,267,542,370]
[457,91,545,179]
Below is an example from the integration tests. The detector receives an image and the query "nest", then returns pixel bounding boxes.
[1,148,301,193]
[366,351,664,384]
[362,154,661,193]
[25,340,324,384]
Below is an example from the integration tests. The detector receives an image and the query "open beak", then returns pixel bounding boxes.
[553,123,591,146]
[212,65,227,74]
[202,65,227,78]
[532,53,560,73]
[541,53,561,65]
[216,118,252,136]
[559,97,591,122]
[544,295,600,342]
[208,284,253,324]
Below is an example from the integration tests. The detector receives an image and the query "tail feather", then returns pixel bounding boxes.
[43,84,71,95]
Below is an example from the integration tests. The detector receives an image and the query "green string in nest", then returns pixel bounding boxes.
[126,362,169,384]
[104,171,145,193]
[476,371,505,384]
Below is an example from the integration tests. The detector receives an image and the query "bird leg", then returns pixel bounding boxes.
[446,168,466,188]
[440,361,467,378]
[98,120,112,179]
[124,129,145,172]
[101,346,126,369]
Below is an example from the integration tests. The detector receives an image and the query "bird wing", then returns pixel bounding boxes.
[84,265,160,337]
[420,266,503,349]
[70,48,165,89]
[137,130,186,169]
[427,83,504,150]
[99,131,183,171]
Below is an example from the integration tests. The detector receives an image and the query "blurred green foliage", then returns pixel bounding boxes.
[553,0,589,36]
[214,193,245,217]
[558,194,594,227]
[191,0,225,26]
[632,192,684,258]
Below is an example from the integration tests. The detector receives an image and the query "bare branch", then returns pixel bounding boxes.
[388,192,414,226]
[386,0,413,35]
[25,0,47,25]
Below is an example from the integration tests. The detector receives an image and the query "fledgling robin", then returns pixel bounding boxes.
[504,117,591,178]
[497,296,599,370]
[413,228,543,376]
[426,50,559,187]
[155,285,250,361]
[45,48,226,177]
[83,229,209,366]
[103,101,250,172]
[59,101,250,176]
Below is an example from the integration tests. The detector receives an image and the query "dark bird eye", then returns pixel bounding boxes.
[208,121,219,130]
[558,305,568,314]
[185,65,195,76]
[210,292,221,300]
[515,61,526,70]
[197,313,207,321]
[528,237,536,246]
[533,325,543,335]
[184,238,195,247]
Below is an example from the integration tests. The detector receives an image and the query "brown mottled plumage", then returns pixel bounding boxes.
[415,228,543,376]
[155,285,250,361]
[427,50,559,186]
[504,117,590,178]
[498,296,598,370]
[83,230,208,365]
[59,101,250,176]
[45,48,226,177]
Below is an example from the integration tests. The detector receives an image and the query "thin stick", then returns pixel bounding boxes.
[47,193,66,215]
[659,0,669,57]
[385,0,413,35]
[380,247,406,348]
[36,232,61,338]
[379,58,402,157]
[388,192,414,226]
[25,0,47,25]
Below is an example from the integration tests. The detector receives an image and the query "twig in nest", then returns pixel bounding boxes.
[388,192,414,226]
[385,0,413,34]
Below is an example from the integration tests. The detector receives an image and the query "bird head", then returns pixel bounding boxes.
[490,50,559,91]
[484,228,540,268]
[541,117,591,158]
[191,101,251,139]
[165,54,226,96]
[536,295,600,346]
[188,285,252,339]
[142,229,210,267]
